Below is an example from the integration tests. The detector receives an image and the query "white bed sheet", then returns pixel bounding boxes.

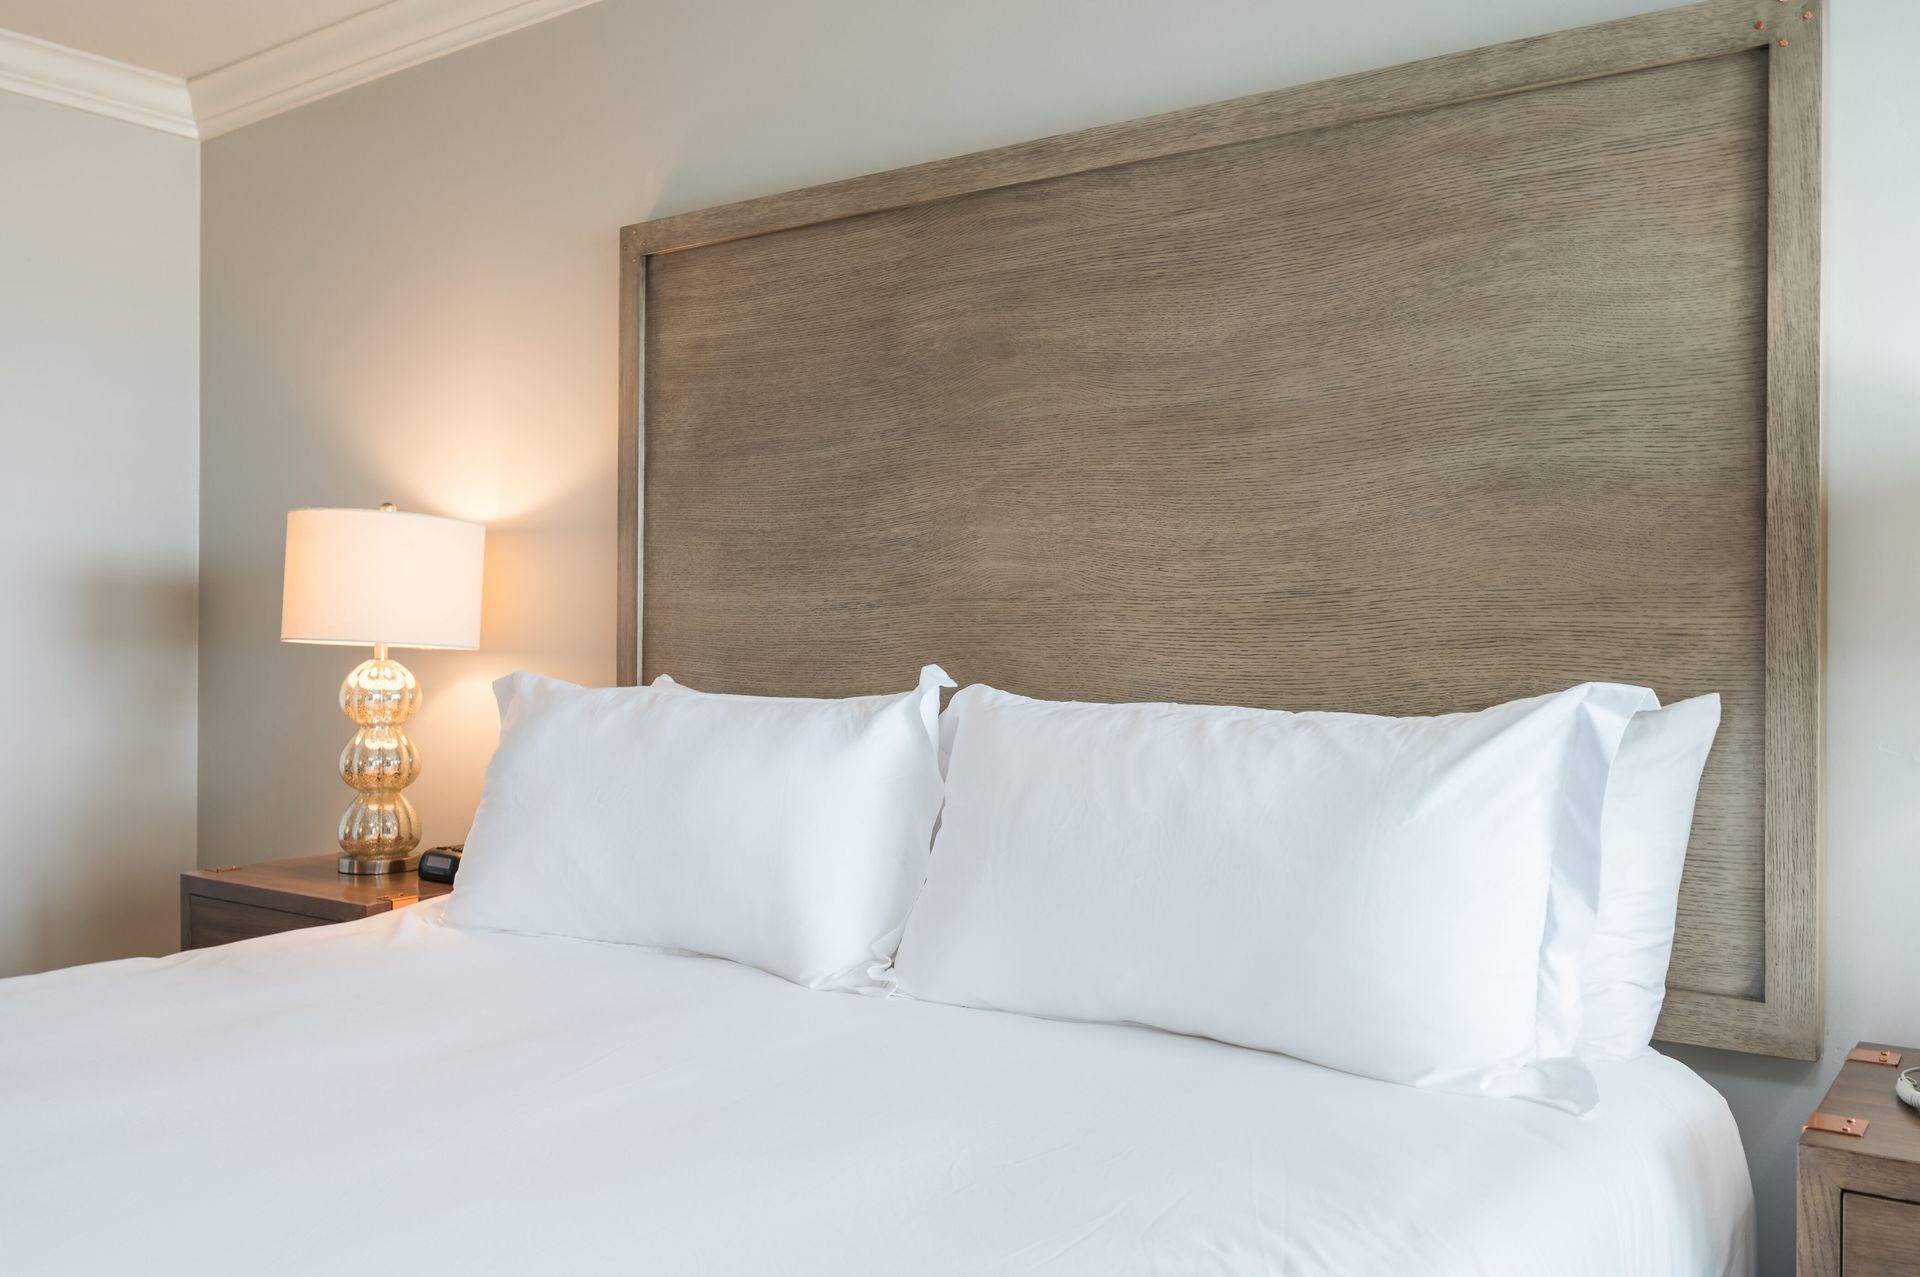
[0,900,1753,1276]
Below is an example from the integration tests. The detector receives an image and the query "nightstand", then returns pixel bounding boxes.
[179,854,452,950]
[1798,1042,1920,1276]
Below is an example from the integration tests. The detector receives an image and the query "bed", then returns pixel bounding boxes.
[1,901,1753,1275]
[1,1,1819,1273]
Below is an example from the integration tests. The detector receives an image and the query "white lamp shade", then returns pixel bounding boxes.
[281,507,485,650]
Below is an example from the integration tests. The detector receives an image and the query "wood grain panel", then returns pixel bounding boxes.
[1759,0,1826,1061]
[184,897,331,950]
[1844,1194,1920,1276]
[617,232,645,688]
[647,51,1770,989]
[619,0,1824,1057]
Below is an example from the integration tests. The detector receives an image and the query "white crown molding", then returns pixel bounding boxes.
[0,27,195,138]
[190,0,605,139]
[0,0,603,141]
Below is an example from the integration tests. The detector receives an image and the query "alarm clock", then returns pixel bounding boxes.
[418,845,463,884]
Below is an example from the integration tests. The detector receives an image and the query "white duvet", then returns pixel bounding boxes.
[0,900,1753,1276]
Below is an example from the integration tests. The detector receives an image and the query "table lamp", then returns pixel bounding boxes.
[281,503,485,875]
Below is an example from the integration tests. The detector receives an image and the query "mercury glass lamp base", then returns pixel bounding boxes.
[333,645,426,877]
[339,851,422,876]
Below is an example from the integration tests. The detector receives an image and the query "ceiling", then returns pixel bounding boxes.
[0,0,601,137]
[0,0,388,80]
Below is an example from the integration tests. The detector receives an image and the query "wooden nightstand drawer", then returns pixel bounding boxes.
[184,897,331,949]
[1843,1193,1920,1276]
[1799,1043,1920,1276]
[180,855,453,951]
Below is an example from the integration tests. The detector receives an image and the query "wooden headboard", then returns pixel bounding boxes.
[617,0,1823,1059]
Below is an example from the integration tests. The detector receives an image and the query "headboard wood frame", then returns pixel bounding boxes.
[617,0,1824,1059]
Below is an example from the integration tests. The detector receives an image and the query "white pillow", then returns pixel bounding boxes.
[893,681,1653,1111]
[444,665,952,992]
[1579,694,1721,1061]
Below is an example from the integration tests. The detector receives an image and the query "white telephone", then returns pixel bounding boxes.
[1898,1067,1920,1115]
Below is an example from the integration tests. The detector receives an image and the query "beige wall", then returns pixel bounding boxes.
[0,90,199,977]
[199,1,1918,1272]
